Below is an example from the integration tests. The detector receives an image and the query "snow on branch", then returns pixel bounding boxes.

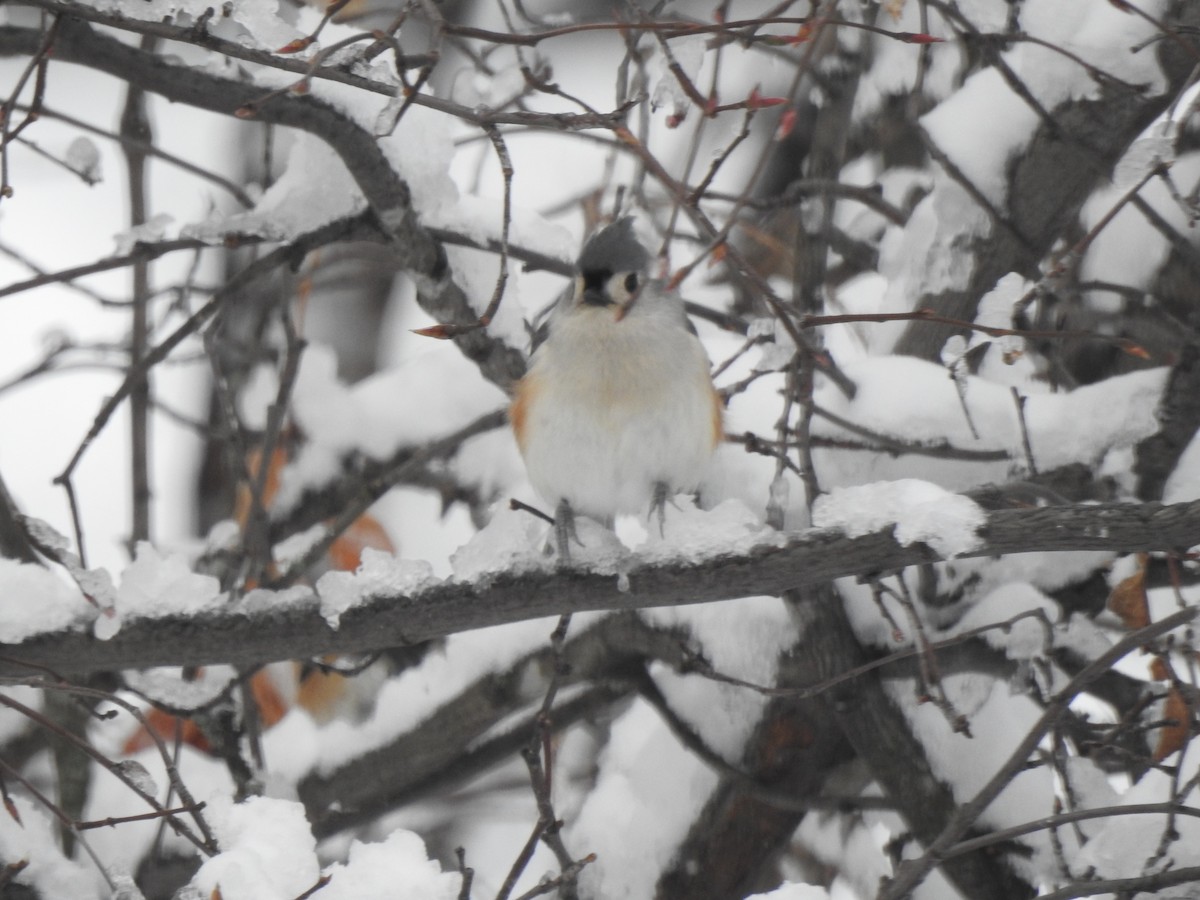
[892,2,1200,359]
[0,13,528,391]
[2,497,1198,678]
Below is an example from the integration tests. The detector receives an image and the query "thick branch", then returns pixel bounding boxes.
[656,599,853,900]
[1135,343,1200,501]
[299,613,677,835]
[2,499,1199,678]
[0,17,526,390]
[795,585,1034,899]
[895,2,1200,358]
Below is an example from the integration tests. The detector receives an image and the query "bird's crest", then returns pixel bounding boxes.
[577,217,650,275]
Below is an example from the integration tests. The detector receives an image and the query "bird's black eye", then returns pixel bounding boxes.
[624,272,639,293]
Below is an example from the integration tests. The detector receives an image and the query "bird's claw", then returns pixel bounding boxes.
[649,481,670,538]
[554,498,581,564]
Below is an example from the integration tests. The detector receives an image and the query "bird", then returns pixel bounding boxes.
[510,218,723,561]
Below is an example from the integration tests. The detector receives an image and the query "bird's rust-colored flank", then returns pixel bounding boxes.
[509,372,538,452]
[710,384,725,448]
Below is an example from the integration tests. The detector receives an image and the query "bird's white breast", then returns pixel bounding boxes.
[516,305,718,519]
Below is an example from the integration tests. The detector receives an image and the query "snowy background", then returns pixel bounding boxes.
[1,1,1200,899]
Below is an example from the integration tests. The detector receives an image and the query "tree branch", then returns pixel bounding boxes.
[0,16,527,391]
[2,498,1199,677]
[894,2,1200,359]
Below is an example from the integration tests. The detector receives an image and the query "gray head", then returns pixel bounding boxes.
[578,217,650,275]
[574,217,651,311]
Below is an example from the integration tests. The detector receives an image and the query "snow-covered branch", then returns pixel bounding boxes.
[3,497,1199,678]
[3,2,1200,897]
[0,15,528,391]
[893,1,1200,358]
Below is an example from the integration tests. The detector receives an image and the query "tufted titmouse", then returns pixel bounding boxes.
[510,218,723,560]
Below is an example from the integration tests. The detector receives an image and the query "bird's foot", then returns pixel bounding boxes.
[649,481,671,537]
[554,498,581,564]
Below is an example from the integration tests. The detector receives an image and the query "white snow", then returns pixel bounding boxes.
[891,672,1072,883]
[917,0,1168,209]
[1061,756,1120,837]
[450,495,782,583]
[1074,740,1200,881]
[974,273,1031,333]
[87,0,302,52]
[1080,153,1200,310]
[241,342,511,516]
[314,615,598,774]
[98,543,224,639]
[184,90,567,356]
[317,829,461,900]
[708,365,811,530]
[638,496,782,563]
[20,517,119,615]
[1019,0,1168,101]
[793,808,892,900]
[0,796,101,899]
[952,582,1059,661]
[239,585,315,616]
[856,3,962,122]
[271,523,328,570]
[315,548,437,629]
[0,559,94,641]
[650,34,708,124]
[113,213,174,255]
[641,594,796,759]
[812,479,986,558]
[922,69,1039,204]
[191,795,321,900]
[813,356,1167,489]
[123,665,238,712]
[871,180,991,353]
[746,884,832,900]
[116,759,159,797]
[566,698,718,900]
[189,137,360,243]
[448,501,574,580]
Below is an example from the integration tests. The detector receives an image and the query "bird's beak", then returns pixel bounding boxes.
[580,287,612,308]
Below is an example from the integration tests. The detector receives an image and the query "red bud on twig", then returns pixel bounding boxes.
[748,87,788,109]
[277,37,314,54]
[412,324,453,340]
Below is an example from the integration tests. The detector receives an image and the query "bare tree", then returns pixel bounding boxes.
[1,2,1200,899]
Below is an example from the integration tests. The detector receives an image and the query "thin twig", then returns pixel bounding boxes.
[76,802,206,830]
[54,214,373,486]
[18,102,254,206]
[682,608,1064,700]
[880,607,1200,899]
[0,756,116,891]
[0,691,212,852]
[0,238,233,302]
[478,124,513,329]
[268,407,507,585]
[120,34,156,546]
[0,14,59,203]
[456,847,474,900]
[242,306,306,586]
[1011,386,1038,476]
